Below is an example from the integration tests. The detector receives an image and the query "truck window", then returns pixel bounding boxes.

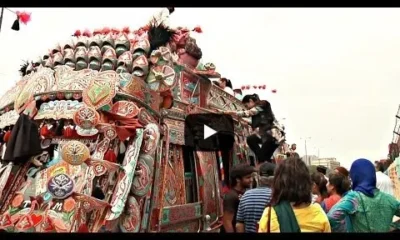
[183,146,198,203]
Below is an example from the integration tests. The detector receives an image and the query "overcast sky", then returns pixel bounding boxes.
[0,8,398,168]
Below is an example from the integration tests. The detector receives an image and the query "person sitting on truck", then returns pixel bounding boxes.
[223,94,285,163]
[222,164,255,233]
[218,77,234,95]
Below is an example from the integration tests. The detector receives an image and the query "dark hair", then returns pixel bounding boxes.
[375,161,385,172]
[270,157,312,206]
[328,172,351,196]
[167,7,175,14]
[220,78,232,89]
[259,162,276,177]
[242,94,275,121]
[212,80,221,87]
[335,166,349,177]
[242,94,260,104]
[311,172,328,198]
[229,164,255,187]
[233,89,242,95]
[316,165,327,175]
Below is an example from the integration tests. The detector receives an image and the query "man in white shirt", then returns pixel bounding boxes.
[375,161,394,195]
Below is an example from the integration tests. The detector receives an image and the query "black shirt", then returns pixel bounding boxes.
[221,188,244,233]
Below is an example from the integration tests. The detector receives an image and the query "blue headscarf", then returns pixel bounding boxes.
[349,158,376,197]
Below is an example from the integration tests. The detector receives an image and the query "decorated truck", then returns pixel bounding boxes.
[0,10,273,232]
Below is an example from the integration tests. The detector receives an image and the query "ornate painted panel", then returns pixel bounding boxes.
[163,144,185,207]
[163,119,184,145]
[195,151,219,224]
[160,220,199,233]
[160,203,202,226]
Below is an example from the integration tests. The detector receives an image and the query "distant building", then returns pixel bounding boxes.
[301,155,318,166]
[310,157,340,170]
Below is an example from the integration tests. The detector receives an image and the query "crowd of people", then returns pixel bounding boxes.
[212,77,400,233]
[221,158,400,233]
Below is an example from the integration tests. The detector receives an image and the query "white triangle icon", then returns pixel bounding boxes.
[204,124,217,140]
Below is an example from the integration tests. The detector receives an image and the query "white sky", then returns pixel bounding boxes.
[0,7,399,168]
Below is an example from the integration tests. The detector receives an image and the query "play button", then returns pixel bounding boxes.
[184,113,235,151]
[204,125,217,140]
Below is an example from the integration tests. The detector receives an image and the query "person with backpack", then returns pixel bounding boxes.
[258,157,331,232]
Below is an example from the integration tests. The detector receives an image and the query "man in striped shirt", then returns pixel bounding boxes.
[235,162,275,233]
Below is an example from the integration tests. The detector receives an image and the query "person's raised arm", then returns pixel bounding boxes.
[224,106,263,118]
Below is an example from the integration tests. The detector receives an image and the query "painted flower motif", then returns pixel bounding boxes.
[11,194,24,208]
[63,197,76,212]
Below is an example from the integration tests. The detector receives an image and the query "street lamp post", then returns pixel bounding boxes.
[0,7,4,33]
[300,137,311,164]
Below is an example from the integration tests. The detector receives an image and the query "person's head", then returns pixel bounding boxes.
[335,166,349,177]
[258,162,276,187]
[212,80,221,88]
[350,158,376,197]
[270,156,312,206]
[375,161,385,173]
[316,165,327,175]
[229,164,255,189]
[291,144,297,151]
[326,172,351,196]
[311,172,328,198]
[219,78,232,89]
[167,7,175,14]
[242,94,260,109]
[233,89,242,96]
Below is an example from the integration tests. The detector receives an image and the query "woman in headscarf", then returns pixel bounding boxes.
[258,157,331,233]
[327,158,400,232]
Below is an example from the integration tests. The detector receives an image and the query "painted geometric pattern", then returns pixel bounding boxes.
[161,203,202,225]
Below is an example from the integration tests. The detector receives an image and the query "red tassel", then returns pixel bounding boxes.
[3,130,11,143]
[82,29,92,37]
[192,26,202,33]
[253,85,257,89]
[104,148,117,163]
[16,11,31,25]
[78,224,89,233]
[73,30,81,37]
[258,86,262,89]
[271,89,277,93]
[262,85,266,89]
[40,125,50,138]
[142,25,150,32]
[111,28,120,34]
[241,85,246,90]
[122,27,130,34]
[93,28,102,35]
[246,85,250,90]
[102,27,111,35]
